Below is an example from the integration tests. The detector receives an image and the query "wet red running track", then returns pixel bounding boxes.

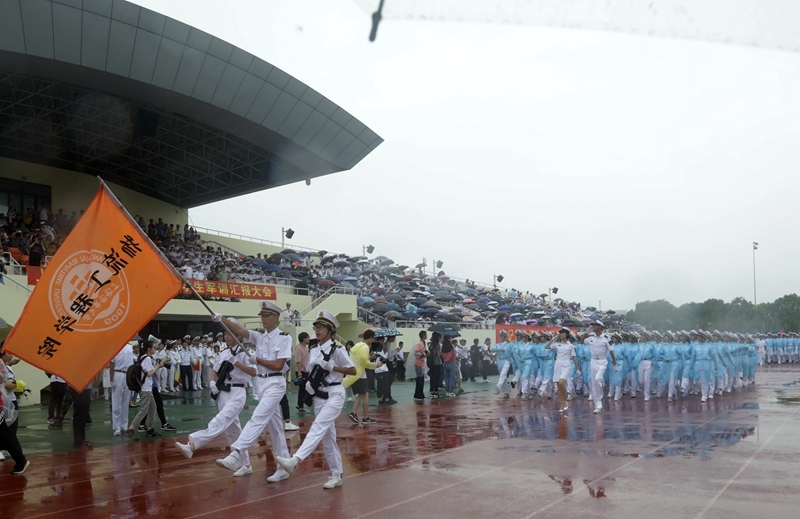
[3,366,800,519]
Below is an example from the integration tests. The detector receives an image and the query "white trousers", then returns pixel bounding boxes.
[202,365,211,388]
[295,386,345,476]
[166,365,175,391]
[230,377,290,476]
[193,366,202,388]
[638,360,653,398]
[496,361,511,394]
[589,359,608,409]
[111,377,131,432]
[157,367,168,393]
[189,387,250,466]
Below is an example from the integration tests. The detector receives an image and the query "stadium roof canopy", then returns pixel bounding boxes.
[0,0,383,208]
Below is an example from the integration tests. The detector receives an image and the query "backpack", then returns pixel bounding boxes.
[125,356,148,391]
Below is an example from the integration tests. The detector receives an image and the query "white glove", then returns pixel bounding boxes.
[613,364,620,373]
[210,385,220,395]
[576,370,582,376]
[305,381,315,395]
[211,313,223,323]
[247,350,258,364]
[319,360,334,372]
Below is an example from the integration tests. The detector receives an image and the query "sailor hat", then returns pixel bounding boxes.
[592,320,605,328]
[313,310,340,330]
[258,301,282,316]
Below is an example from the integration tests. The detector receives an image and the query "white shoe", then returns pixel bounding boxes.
[701,397,707,403]
[275,455,300,473]
[284,422,300,431]
[215,450,242,471]
[267,471,289,483]
[593,407,601,414]
[323,475,343,489]
[175,442,194,459]
[233,464,253,477]
[494,389,500,395]
[113,430,121,436]
[644,397,650,402]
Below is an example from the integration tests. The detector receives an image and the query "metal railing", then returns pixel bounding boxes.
[296,285,358,316]
[192,226,321,253]
[0,273,32,293]
[1,253,24,275]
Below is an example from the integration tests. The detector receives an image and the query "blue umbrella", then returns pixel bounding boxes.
[477,297,490,303]
[251,258,269,268]
[357,296,375,305]
[265,264,281,273]
[402,312,418,319]
[387,302,402,311]
[498,305,512,311]
[418,308,439,315]
[344,276,358,281]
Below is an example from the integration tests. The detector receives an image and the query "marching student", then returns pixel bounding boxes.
[213,302,293,483]
[545,327,581,412]
[276,311,356,489]
[176,320,256,475]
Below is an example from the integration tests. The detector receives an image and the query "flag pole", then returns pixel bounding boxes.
[95,176,244,347]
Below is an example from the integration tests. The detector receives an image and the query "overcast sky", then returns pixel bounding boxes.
[134,0,800,311]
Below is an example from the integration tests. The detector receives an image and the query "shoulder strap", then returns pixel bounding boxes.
[322,343,338,362]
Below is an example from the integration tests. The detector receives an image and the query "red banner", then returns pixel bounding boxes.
[496,323,578,342]
[181,280,277,300]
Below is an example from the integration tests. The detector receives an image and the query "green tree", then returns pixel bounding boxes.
[626,300,678,330]
[772,294,800,332]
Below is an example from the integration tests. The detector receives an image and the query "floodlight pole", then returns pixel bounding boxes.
[281,227,285,248]
[753,241,758,305]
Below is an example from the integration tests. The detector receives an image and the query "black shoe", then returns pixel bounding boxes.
[73,441,93,449]
[124,429,139,441]
[11,460,30,475]
[146,428,162,437]
[348,412,360,424]
[510,381,516,389]
[361,417,377,424]
[297,407,310,414]
[138,424,147,431]
[161,423,177,432]
[386,399,398,404]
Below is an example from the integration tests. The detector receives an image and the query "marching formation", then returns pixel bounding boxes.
[491,321,761,414]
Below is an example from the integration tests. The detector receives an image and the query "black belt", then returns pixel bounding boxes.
[230,383,246,388]
[257,372,283,378]
[114,370,127,373]
[327,382,341,386]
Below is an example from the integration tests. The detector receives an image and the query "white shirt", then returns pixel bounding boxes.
[282,309,293,326]
[248,328,292,375]
[112,345,135,372]
[139,356,155,392]
[308,339,354,385]
[215,347,255,384]
[586,334,613,358]
[554,341,576,361]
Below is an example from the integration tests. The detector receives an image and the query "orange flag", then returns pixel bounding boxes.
[3,182,185,390]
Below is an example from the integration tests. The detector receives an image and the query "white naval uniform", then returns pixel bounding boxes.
[191,345,203,388]
[110,345,135,433]
[293,339,354,477]
[228,328,292,475]
[189,347,255,466]
[586,334,614,411]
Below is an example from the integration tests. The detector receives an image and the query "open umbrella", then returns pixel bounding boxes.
[373,304,392,314]
[422,301,441,309]
[374,297,389,303]
[415,262,427,268]
[417,308,439,315]
[383,311,403,319]
[375,255,390,261]
[385,294,404,301]
[357,296,375,305]
[333,259,349,267]
[379,259,394,266]
[387,303,402,311]
[427,323,461,337]
[498,305,512,311]
[344,276,359,282]
[372,287,386,294]
[317,279,335,286]
[281,249,297,255]
[539,293,548,298]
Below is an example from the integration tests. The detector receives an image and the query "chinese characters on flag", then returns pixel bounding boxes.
[2,183,185,390]
[180,280,276,300]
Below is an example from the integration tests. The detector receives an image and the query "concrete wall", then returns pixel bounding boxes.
[0,157,189,226]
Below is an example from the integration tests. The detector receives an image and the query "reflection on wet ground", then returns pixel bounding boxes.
[3,366,800,519]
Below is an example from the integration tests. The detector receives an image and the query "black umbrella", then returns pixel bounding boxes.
[427,323,461,337]
[385,294,404,301]
[373,304,392,314]
[270,253,288,260]
[410,297,428,305]
[281,249,297,255]
[380,259,394,266]
[375,255,390,261]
